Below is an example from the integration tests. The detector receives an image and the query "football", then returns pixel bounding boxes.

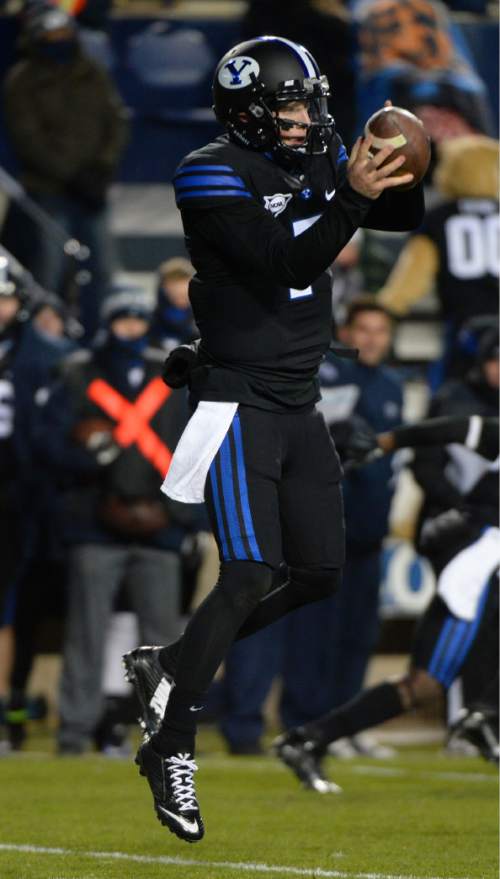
[364,106,431,190]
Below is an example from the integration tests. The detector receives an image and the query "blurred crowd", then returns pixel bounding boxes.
[0,0,498,756]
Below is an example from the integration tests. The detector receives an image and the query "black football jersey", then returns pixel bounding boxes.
[393,415,499,461]
[418,197,499,329]
[174,133,424,411]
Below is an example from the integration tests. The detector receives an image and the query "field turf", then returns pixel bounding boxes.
[0,729,497,879]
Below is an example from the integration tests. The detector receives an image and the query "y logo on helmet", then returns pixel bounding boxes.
[218,56,260,89]
[263,193,293,217]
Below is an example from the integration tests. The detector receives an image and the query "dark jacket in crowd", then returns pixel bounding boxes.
[149,298,198,350]
[3,45,128,200]
[0,315,77,580]
[34,341,197,551]
[319,353,403,551]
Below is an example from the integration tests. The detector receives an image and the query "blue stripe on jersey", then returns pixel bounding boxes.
[219,432,248,560]
[175,165,235,175]
[175,174,247,190]
[337,143,348,165]
[209,462,231,561]
[232,413,262,562]
[176,189,252,201]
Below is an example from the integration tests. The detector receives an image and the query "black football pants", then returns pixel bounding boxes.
[166,405,345,697]
[205,404,345,571]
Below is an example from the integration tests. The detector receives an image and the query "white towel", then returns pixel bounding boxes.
[437,527,500,620]
[161,401,238,503]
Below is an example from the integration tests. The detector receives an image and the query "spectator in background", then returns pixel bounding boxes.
[278,299,402,756]
[3,6,128,340]
[149,257,197,350]
[330,232,365,325]
[34,288,195,754]
[377,136,499,386]
[354,0,494,142]
[4,295,79,750]
[0,262,28,750]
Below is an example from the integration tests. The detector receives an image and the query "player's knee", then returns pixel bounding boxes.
[398,669,443,709]
[217,560,274,617]
[289,566,342,603]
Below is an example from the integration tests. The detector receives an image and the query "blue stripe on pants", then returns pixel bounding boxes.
[232,413,262,562]
[428,618,457,679]
[442,582,491,688]
[433,619,468,686]
[219,431,248,560]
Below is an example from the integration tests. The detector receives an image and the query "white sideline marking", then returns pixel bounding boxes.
[0,843,474,879]
[350,766,497,783]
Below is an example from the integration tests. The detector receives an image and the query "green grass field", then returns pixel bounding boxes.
[0,729,497,879]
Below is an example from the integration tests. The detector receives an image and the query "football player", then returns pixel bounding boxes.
[123,36,424,841]
[274,414,499,790]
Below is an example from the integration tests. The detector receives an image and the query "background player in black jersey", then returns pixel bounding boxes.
[123,36,425,842]
[377,135,499,384]
[274,415,499,791]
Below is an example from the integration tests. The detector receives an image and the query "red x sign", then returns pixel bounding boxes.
[86,377,172,476]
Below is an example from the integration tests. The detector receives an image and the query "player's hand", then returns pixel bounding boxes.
[377,431,396,453]
[346,132,414,199]
[342,419,381,469]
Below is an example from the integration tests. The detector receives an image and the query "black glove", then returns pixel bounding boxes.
[162,340,200,389]
[342,416,380,469]
[66,166,111,211]
[419,508,472,557]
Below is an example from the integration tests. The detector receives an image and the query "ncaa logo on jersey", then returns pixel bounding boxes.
[218,56,260,89]
[263,193,292,217]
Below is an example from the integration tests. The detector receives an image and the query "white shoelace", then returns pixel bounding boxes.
[166,753,199,812]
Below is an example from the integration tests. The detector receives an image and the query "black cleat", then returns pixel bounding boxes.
[448,708,499,765]
[272,728,342,794]
[122,646,174,737]
[135,739,204,842]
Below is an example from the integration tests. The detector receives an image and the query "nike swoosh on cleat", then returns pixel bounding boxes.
[149,678,172,716]
[325,188,336,201]
[157,806,200,834]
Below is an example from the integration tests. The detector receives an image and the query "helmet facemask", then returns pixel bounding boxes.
[222,74,335,163]
[265,75,335,160]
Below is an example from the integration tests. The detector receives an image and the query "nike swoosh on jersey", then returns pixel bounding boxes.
[325,188,336,201]
[189,705,204,712]
[157,806,200,834]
